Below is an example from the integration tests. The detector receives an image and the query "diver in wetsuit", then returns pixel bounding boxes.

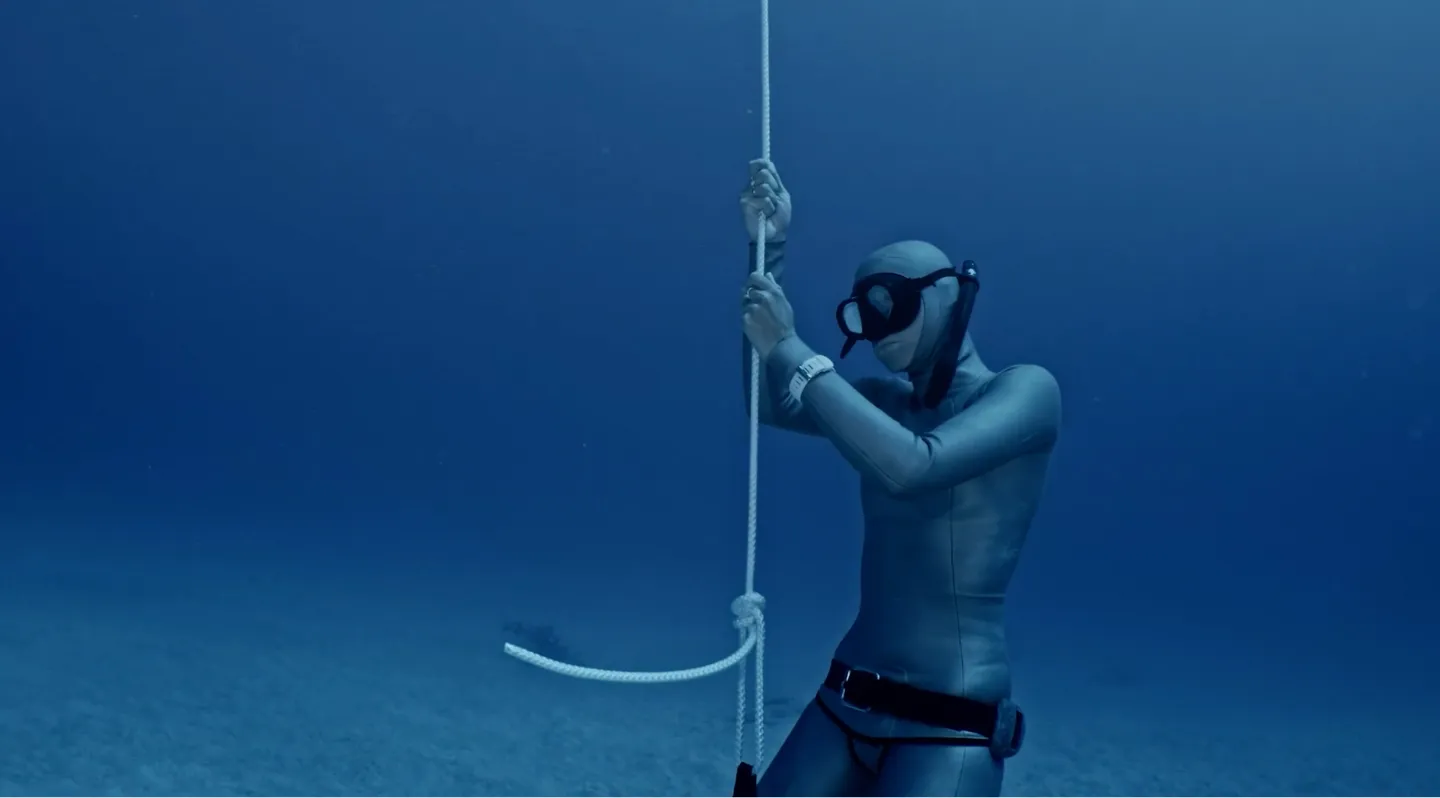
[738,159,1062,797]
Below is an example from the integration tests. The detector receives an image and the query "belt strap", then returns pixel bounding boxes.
[823,660,1010,739]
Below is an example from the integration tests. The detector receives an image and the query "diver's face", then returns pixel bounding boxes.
[873,303,924,372]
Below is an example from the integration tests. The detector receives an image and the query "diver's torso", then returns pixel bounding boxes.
[825,375,1051,736]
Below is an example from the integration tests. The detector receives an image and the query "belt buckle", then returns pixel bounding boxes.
[838,667,880,713]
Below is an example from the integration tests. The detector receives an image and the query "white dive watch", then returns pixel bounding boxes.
[784,354,835,411]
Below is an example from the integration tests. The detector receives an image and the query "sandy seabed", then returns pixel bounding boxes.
[1,549,1435,796]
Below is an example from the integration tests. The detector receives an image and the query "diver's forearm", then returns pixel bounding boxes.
[764,335,923,492]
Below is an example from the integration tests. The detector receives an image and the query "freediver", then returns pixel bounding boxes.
[737,159,1062,797]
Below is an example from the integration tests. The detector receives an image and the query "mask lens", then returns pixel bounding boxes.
[838,268,955,347]
[840,300,864,336]
[865,285,895,319]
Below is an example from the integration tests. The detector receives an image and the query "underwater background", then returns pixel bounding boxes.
[2,0,1437,794]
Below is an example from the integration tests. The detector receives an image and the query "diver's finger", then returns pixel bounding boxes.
[743,187,776,216]
[749,162,779,190]
[741,183,775,209]
[739,196,775,220]
[749,271,782,293]
[754,160,784,193]
[749,158,773,178]
[742,290,773,309]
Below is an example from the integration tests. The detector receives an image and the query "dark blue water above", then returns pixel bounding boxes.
[2,1,1437,794]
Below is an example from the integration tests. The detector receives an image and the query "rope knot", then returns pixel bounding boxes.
[731,591,767,631]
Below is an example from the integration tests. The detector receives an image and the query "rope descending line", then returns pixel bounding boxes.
[502,0,776,776]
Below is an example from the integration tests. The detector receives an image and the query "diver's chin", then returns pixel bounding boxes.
[873,343,911,373]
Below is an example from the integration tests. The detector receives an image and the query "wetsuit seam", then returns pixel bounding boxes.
[949,475,967,705]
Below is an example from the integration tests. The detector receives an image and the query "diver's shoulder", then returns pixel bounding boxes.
[992,364,1062,421]
[995,363,1059,391]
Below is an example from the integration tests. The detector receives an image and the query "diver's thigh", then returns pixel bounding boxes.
[875,743,1003,798]
[757,699,870,797]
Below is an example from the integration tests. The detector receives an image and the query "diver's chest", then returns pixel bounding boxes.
[858,473,994,524]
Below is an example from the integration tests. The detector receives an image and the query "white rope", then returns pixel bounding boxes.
[503,0,774,774]
[742,0,772,772]
[501,592,763,683]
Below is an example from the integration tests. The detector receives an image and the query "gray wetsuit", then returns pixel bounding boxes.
[744,240,1062,797]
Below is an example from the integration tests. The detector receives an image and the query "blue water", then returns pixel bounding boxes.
[2,1,1437,795]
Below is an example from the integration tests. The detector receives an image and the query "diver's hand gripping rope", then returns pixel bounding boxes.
[502,0,774,774]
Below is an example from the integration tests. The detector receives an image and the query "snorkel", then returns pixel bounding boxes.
[920,259,979,408]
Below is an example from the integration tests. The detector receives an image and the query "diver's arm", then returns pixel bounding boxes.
[742,241,826,436]
[766,338,1062,495]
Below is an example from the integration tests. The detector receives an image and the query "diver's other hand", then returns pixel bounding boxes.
[741,271,796,360]
[741,159,792,243]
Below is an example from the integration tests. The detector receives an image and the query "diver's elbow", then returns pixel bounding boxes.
[873,459,930,498]
[878,478,913,498]
[881,474,931,498]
